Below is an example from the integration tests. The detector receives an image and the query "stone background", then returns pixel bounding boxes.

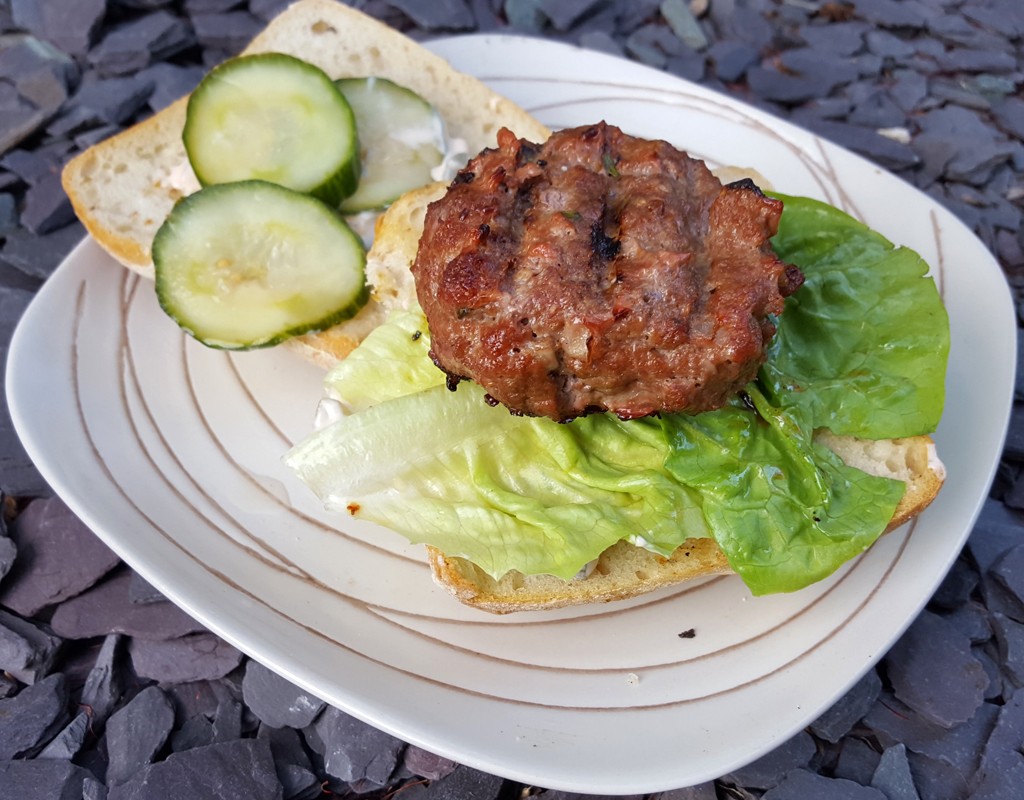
[1,0,1022,798]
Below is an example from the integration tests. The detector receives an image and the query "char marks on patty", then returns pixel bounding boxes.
[412,122,803,422]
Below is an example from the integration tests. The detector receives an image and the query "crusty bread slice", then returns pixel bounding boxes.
[359,177,946,614]
[427,434,945,613]
[60,0,550,366]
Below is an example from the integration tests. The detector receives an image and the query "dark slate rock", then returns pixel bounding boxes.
[190,11,263,53]
[930,557,979,611]
[403,744,458,781]
[250,0,293,22]
[312,705,405,788]
[552,0,617,35]
[1003,403,1024,463]
[929,77,992,113]
[864,692,998,784]
[888,68,928,113]
[995,98,1024,145]
[714,4,775,50]
[974,688,1024,792]
[968,498,1024,573]
[661,0,709,50]
[801,118,919,170]
[259,724,312,770]
[106,685,176,785]
[20,171,74,235]
[127,571,166,605]
[0,673,21,699]
[849,0,929,28]
[0,141,69,185]
[944,601,992,644]
[9,0,106,56]
[49,569,206,640]
[211,695,243,743]
[128,633,243,683]
[0,532,15,585]
[137,62,205,112]
[963,0,1024,37]
[578,30,625,57]
[799,20,869,56]
[163,679,224,724]
[0,607,63,684]
[833,736,882,785]
[978,557,1024,622]
[721,730,815,790]
[0,672,70,759]
[276,764,320,800]
[107,738,283,800]
[761,769,886,799]
[991,612,1024,688]
[917,107,1017,184]
[533,792,643,800]
[185,0,246,11]
[393,764,505,799]
[865,29,916,59]
[847,90,906,129]
[0,758,100,800]
[937,48,1017,74]
[12,60,72,115]
[242,660,325,729]
[504,0,546,33]
[37,710,90,760]
[88,11,197,76]
[258,724,320,798]
[991,544,1024,612]
[747,66,828,104]
[625,23,689,68]
[975,642,1006,701]
[927,12,1007,49]
[969,756,1024,800]
[810,668,882,743]
[0,495,119,614]
[904,751,969,800]
[170,714,216,753]
[0,39,74,151]
[886,610,988,727]
[80,633,127,731]
[0,222,84,280]
[65,74,155,126]
[387,0,475,30]
[870,743,920,800]
[778,48,861,90]
[649,784,718,800]
[707,39,759,82]
[666,49,706,83]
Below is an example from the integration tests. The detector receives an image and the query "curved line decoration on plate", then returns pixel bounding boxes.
[8,34,1012,795]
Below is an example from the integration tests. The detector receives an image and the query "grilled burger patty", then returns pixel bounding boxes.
[412,122,804,421]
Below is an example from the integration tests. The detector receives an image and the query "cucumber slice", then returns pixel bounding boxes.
[184,54,359,206]
[153,180,368,350]
[335,77,446,213]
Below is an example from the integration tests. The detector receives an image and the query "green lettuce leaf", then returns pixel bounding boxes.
[661,386,904,595]
[322,307,442,413]
[286,379,708,580]
[762,194,949,438]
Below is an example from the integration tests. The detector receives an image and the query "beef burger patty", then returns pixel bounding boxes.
[412,122,803,422]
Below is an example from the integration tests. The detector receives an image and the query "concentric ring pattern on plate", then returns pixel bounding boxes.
[6,34,1015,794]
